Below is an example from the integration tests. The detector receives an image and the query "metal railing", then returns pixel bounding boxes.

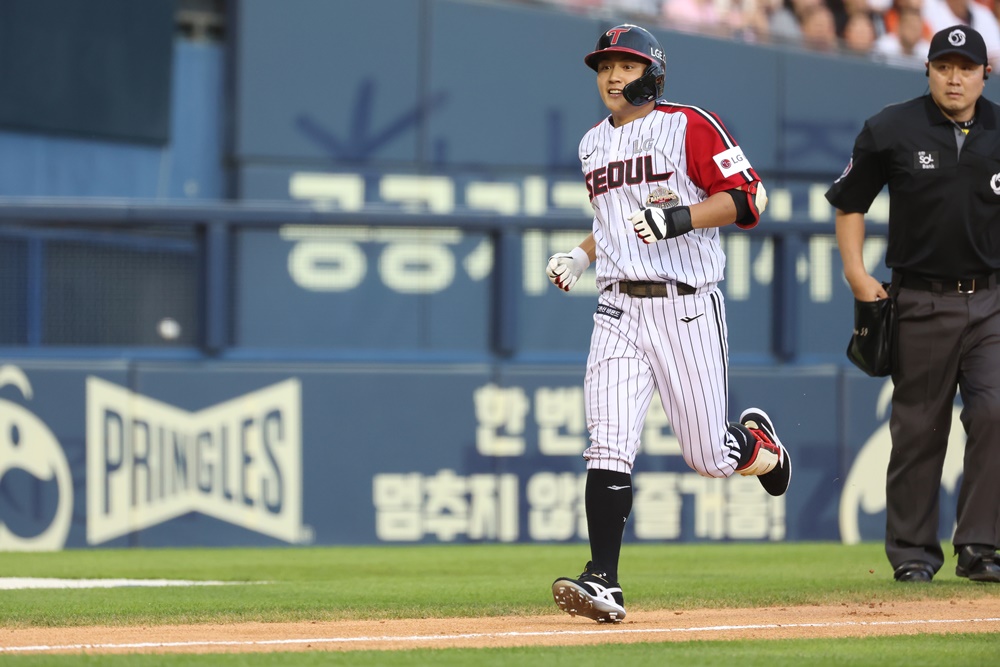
[0,197,849,363]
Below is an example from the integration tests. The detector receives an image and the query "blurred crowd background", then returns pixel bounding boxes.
[175,0,1000,72]
[530,0,1000,70]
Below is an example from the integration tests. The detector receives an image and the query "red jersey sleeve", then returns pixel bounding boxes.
[681,107,762,228]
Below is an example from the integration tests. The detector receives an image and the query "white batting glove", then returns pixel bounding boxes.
[546,246,590,292]
[629,206,694,243]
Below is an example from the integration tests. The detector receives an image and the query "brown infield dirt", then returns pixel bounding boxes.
[2,598,999,655]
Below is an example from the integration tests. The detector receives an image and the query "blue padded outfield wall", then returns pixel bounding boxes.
[0,0,981,550]
[232,0,927,204]
[1,362,946,550]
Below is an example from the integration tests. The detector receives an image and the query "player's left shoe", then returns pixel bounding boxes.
[737,408,791,497]
[551,562,626,623]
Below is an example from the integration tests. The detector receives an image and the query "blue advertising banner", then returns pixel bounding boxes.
[232,0,927,191]
[5,360,967,551]
[230,216,885,363]
[236,228,491,352]
[233,0,601,173]
[837,373,966,546]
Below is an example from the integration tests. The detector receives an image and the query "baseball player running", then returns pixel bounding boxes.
[546,24,791,623]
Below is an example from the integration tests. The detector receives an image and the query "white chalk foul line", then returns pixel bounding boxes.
[0,578,244,590]
[2,616,999,653]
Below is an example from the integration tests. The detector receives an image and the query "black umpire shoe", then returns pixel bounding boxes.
[552,562,626,623]
[955,545,1000,582]
[894,560,934,582]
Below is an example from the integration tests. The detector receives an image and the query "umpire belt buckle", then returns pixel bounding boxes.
[958,279,976,294]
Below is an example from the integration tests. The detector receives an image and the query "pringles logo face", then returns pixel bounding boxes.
[0,366,73,551]
[838,380,965,544]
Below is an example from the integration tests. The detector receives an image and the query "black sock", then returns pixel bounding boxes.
[585,469,632,583]
[728,422,756,468]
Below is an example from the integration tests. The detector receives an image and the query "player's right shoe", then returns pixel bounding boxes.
[551,562,626,623]
[737,407,791,497]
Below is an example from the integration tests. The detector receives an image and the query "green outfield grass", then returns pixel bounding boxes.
[0,542,997,665]
[3,635,1000,667]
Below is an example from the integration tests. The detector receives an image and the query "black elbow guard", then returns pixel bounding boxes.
[726,183,767,227]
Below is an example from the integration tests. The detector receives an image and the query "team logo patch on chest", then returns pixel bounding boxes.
[646,186,679,209]
[596,304,624,319]
[914,151,938,169]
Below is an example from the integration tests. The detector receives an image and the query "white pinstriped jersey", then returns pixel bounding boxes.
[579,101,762,477]
[579,101,760,290]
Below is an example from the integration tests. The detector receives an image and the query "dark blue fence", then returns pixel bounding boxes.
[0,197,880,365]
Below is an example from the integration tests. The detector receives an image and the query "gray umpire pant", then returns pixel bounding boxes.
[886,284,1000,572]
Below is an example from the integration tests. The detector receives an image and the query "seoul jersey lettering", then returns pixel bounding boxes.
[585,155,673,201]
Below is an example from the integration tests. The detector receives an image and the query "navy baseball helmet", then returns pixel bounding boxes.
[584,24,665,106]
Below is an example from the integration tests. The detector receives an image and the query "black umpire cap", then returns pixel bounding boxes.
[927,25,988,65]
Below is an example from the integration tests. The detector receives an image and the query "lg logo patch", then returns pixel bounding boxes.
[712,146,750,178]
[991,173,1000,195]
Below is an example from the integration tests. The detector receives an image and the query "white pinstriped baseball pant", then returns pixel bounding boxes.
[583,283,741,477]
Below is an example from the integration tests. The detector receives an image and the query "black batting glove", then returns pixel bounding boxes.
[629,206,693,243]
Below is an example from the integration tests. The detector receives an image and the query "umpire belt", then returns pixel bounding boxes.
[605,280,697,297]
[894,270,1000,295]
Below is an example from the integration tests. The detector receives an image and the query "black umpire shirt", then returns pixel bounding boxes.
[825,94,1000,280]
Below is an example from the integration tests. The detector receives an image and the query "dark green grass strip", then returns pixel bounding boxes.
[1,633,998,667]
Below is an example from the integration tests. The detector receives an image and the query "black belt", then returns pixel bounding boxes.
[895,270,999,294]
[605,280,697,297]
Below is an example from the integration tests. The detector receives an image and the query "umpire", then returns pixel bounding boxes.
[827,25,1000,583]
